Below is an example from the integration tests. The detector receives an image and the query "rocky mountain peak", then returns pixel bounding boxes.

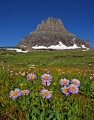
[16,17,91,51]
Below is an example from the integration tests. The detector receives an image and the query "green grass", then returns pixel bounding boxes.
[0,49,94,67]
[0,49,94,120]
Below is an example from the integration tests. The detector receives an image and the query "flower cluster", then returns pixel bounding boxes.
[60,78,80,96]
[41,73,52,86]
[9,73,81,99]
[40,73,52,99]
[10,88,29,99]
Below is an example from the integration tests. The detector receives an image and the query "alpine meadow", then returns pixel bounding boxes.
[0,49,94,120]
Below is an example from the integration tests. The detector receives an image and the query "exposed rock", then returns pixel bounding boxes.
[16,17,91,51]
[36,17,66,32]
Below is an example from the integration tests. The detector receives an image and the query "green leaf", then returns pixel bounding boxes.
[40,111,45,120]
[48,113,54,119]
[32,115,37,120]
[68,110,72,117]
[55,111,60,120]
[26,113,30,120]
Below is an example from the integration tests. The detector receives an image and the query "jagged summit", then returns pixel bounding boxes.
[17,17,91,51]
[36,17,66,31]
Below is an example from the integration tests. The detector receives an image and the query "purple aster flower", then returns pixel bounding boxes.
[10,88,21,99]
[71,79,80,87]
[21,90,29,95]
[41,73,52,81]
[27,73,36,81]
[61,86,70,96]
[68,84,79,94]
[41,89,52,99]
[42,80,51,86]
[59,78,69,86]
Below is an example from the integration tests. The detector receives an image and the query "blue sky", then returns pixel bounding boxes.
[0,0,94,47]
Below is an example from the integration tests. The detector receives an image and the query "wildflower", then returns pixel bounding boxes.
[42,80,51,86]
[44,68,49,73]
[53,82,56,85]
[78,72,80,75]
[15,72,18,76]
[19,84,23,87]
[10,88,21,99]
[90,74,94,79]
[68,84,79,94]
[62,72,65,74]
[10,71,14,74]
[58,69,61,72]
[50,89,53,93]
[93,74,94,78]
[84,73,86,76]
[21,90,29,95]
[21,72,26,76]
[41,73,52,81]
[41,89,52,99]
[89,64,92,66]
[61,86,70,96]
[90,76,93,80]
[71,79,80,87]
[27,73,36,81]
[59,78,69,86]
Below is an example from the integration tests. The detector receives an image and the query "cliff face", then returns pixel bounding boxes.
[17,17,91,50]
[36,17,66,31]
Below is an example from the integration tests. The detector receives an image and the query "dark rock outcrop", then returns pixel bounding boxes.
[16,17,91,50]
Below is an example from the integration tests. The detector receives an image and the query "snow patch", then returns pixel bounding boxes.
[7,48,28,53]
[72,38,76,41]
[81,45,90,51]
[81,45,87,48]
[21,45,27,47]
[32,42,81,50]
[32,45,47,49]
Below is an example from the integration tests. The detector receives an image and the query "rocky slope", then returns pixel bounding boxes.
[16,17,91,51]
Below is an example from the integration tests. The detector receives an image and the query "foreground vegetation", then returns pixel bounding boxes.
[0,49,94,120]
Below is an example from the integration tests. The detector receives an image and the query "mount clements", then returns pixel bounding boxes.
[17,17,91,51]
